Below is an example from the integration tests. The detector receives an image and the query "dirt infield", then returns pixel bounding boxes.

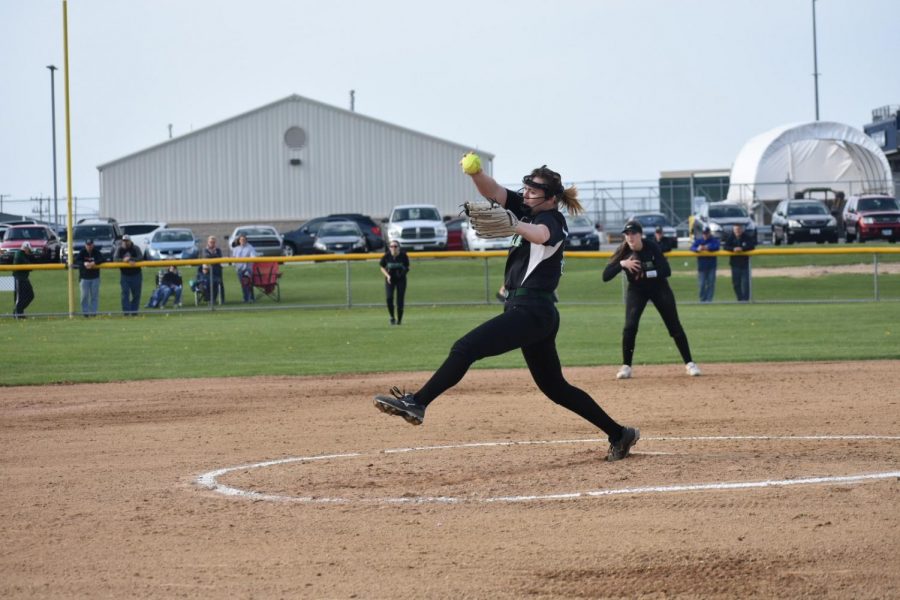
[2,361,899,598]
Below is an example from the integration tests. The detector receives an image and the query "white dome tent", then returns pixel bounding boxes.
[726,121,895,216]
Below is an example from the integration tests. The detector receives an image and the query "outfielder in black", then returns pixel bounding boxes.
[13,242,36,318]
[374,159,639,462]
[379,242,409,325]
[603,220,701,380]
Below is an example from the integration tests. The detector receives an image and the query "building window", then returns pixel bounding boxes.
[284,127,307,149]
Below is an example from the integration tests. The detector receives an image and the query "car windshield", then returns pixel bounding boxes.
[858,197,900,211]
[320,222,361,236]
[122,224,161,235]
[6,227,49,241]
[634,214,669,227]
[392,207,441,222]
[237,228,276,237]
[709,205,747,218]
[567,215,594,227]
[788,203,828,216]
[154,230,194,243]
[73,225,115,241]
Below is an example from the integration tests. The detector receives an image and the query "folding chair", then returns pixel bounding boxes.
[251,262,281,302]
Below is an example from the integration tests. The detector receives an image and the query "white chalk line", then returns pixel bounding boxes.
[194,435,900,505]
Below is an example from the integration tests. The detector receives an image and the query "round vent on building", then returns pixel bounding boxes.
[284,126,307,149]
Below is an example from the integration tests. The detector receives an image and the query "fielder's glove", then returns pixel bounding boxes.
[464,200,519,238]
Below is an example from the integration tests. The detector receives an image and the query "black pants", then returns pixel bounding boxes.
[622,282,693,366]
[415,301,623,439]
[14,278,34,316]
[385,278,407,323]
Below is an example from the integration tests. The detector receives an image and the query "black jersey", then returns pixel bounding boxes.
[602,237,672,291]
[502,188,568,294]
[380,251,410,283]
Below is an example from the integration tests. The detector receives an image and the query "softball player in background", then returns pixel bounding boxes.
[373,154,639,462]
[603,220,701,380]
[379,241,409,325]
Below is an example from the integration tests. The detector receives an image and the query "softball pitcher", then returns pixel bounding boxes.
[373,153,639,462]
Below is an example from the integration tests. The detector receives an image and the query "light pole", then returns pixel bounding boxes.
[812,0,820,121]
[47,65,60,227]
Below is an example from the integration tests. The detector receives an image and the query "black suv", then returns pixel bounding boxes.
[60,219,124,263]
[283,213,384,255]
[771,199,838,245]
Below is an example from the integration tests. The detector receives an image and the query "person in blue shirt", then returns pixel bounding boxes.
[690,226,720,302]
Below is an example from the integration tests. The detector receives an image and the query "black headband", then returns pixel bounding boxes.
[522,172,565,198]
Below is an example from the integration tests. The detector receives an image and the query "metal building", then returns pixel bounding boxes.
[97,94,494,224]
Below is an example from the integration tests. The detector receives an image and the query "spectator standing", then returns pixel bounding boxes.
[13,242,35,318]
[722,223,756,302]
[653,226,675,253]
[689,226,720,302]
[201,235,225,304]
[231,233,257,303]
[115,234,143,315]
[76,238,104,316]
[379,241,410,325]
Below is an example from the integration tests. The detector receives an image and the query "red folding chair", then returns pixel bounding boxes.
[251,262,281,302]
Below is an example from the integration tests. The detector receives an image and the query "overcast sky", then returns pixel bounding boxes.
[2,0,898,202]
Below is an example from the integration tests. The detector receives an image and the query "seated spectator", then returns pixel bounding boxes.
[191,264,212,301]
[146,265,183,308]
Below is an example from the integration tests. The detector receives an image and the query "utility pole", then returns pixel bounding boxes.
[350,89,355,112]
[812,0,820,121]
[48,65,60,227]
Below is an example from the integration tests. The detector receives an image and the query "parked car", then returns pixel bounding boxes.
[841,194,900,243]
[282,213,383,255]
[771,199,838,245]
[460,219,513,251]
[444,217,466,251]
[565,214,601,251]
[626,212,677,249]
[386,204,447,251]
[312,221,368,254]
[144,228,200,260]
[693,202,755,239]
[60,219,123,263]
[228,225,285,256]
[0,224,62,263]
[120,221,168,254]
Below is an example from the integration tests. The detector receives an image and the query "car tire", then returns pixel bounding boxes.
[844,227,855,243]
[283,243,296,257]
[774,230,782,246]
[785,232,793,245]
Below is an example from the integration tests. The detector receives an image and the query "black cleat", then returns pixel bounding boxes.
[607,426,640,462]
[374,386,425,425]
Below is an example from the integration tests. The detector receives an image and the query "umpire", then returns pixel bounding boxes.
[373,153,640,462]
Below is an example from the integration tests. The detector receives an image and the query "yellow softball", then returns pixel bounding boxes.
[460,152,482,175]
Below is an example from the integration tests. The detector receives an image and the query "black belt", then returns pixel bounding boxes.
[509,288,555,301]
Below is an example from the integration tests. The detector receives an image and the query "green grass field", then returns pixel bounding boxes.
[2,301,897,386]
[2,246,898,385]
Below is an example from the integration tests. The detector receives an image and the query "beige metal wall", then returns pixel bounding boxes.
[98,95,493,223]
